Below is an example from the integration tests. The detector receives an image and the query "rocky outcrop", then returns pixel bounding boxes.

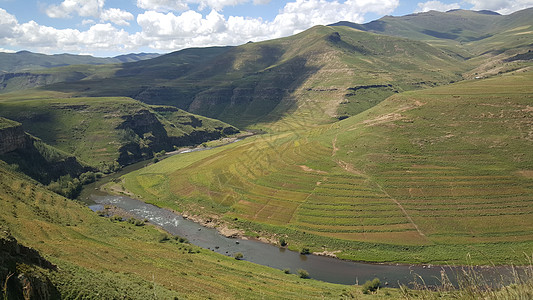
[0,118,91,184]
[0,122,30,155]
[115,108,239,165]
[0,234,60,299]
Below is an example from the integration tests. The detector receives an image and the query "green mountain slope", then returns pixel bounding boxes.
[0,91,238,170]
[0,48,228,94]
[331,10,502,43]
[44,25,466,130]
[121,71,533,265]
[331,8,533,79]
[0,117,91,184]
[0,50,160,73]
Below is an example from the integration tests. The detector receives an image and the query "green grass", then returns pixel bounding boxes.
[0,117,20,130]
[0,161,363,299]
[122,71,533,265]
[34,25,469,132]
[0,93,237,169]
[3,158,532,299]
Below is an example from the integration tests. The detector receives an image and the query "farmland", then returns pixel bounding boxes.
[122,71,533,265]
[0,160,362,299]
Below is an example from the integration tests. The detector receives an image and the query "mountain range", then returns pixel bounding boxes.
[0,7,532,299]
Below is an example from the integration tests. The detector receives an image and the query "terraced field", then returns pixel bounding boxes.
[331,72,533,247]
[0,160,361,299]
[123,72,533,264]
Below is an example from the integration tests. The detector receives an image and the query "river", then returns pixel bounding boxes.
[78,140,516,288]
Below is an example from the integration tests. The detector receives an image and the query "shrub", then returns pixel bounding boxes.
[158,233,170,243]
[127,217,144,226]
[362,278,380,294]
[111,215,123,222]
[283,268,290,274]
[297,269,309,279]
[300,247,310,255]
[234,252,244,260]
[79,171,96,184]
[48,175,82,199]
[279,238,287,247]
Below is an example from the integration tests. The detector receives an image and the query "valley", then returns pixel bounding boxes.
[1,6,533,299]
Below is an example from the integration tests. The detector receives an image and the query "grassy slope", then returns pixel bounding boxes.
[0,51,159,73]
[122,72,533,265]
[333,10,501,43]
[41,25,466,131]
[333,8,533,80]
[0,91,237,169]
[0,162,369,299]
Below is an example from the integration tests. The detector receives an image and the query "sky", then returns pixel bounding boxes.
[1,0,532,57]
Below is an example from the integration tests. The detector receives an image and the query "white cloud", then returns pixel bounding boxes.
[465,0,533,14]
[136,0,189,12]
[46,0,105,18]
[415,1,460,13]
[0,48,16,53]
[0,9,137,54]
[100,8,134,26]
[82,19,96,26]
[4,0,401,54]
[0,8,18,38]
[137,0,277,12]
[46,0,133,26]
[136,0,399,50]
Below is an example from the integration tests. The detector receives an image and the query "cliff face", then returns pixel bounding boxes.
[116,109,172,165]
[115,107,239,165]
[0,234,60,299]
[0,118,91,184]
[0,124,30,155]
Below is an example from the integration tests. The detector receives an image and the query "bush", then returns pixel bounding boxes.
[234,252,244,260]
[279,238,287,247]
[111,215,123,222]
[172,235,188,243]
[158,233,170,243]
[48,175,82,199]
[362,278,380,294]
[297,269,309,279]
[79,171,96,184]
[127,217,145,226]
[300,247,310,255]
[283,268,290,274]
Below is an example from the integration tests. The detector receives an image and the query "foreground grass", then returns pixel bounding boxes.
[0,162,356,299]
[2,161,533,299]
[122,72,533,265]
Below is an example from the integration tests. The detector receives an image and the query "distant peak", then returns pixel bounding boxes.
[445,9,501,16]
[476,10,501,15]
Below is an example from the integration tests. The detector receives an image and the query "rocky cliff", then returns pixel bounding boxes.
[116,107,239,165]
[0,117,91,184]
[0,231,60,300]
[0,119,30,155]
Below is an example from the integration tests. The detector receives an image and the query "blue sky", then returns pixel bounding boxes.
[1,0,532,56]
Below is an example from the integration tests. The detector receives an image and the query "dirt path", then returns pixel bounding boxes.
[335,159,427,239]
[332,135,339,156]
[376,182,427,238]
